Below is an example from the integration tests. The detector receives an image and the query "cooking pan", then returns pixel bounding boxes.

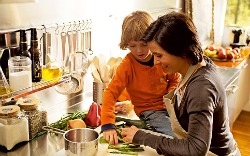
[43,126,99,156]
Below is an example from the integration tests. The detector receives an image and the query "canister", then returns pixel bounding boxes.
[93,81,108,104]
[17,97,48,139]
[8,56,32,93]
[0,105,29,150]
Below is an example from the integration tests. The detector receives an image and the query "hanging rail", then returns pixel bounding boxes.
[0,19,92,34]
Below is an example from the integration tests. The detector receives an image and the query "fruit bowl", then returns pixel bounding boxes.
[210,57,243,62]
[204,45,243,62]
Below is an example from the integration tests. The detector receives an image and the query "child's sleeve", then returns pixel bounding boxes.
[166,72,181,93]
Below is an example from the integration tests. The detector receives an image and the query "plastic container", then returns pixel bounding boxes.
[8,56,32,93]
[0,105,29,150]
[17,97,48,139]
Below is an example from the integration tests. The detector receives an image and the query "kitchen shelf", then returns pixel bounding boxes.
[0,74,71,104]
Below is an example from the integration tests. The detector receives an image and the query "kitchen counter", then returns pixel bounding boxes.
[0,66,240,156]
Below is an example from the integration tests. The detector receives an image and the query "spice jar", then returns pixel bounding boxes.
[17,97,48,139]
[0,105,29,150]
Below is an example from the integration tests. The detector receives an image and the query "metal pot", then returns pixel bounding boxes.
[43,126,99,156]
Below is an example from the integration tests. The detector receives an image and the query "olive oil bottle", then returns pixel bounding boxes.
[29,28,42,82]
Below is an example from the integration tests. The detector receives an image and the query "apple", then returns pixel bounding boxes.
[231,49,238,59]
[207,45,216,51]
[225,46,233,51]
[234,47,240,54]
[218,50,227,59]
[227,50,234,60]
[217,47,226,54]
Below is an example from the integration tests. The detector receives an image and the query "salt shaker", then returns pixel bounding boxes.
[0,105,29,150]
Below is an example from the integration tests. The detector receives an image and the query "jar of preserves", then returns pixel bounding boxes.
[17,97,48,139]
[0,105,29,150]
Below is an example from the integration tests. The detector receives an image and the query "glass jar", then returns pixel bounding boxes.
[0,105,29,150]
[8,56,32,93]
[17,97,48,139]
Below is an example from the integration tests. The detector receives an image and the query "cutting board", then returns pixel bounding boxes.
[54,126,166,156]
[54,144,162,156]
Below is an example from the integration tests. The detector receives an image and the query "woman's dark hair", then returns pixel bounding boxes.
[141,11,203,65]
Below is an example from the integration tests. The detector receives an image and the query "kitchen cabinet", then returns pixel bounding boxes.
[217,66,240,129]
[214,52,250,128]
[233,58,250,119]
[242,57,250,111]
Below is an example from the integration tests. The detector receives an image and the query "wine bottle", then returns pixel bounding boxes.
[17,30,31,58]
[29,28,42,82]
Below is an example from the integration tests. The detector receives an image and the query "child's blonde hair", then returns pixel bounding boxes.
[119,10,154,50]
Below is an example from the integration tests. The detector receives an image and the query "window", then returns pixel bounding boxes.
[224,0,250,26]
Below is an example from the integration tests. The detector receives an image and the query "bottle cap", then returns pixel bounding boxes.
[0,105,20,118]
[30,28,38,40]
[17,98,40,111]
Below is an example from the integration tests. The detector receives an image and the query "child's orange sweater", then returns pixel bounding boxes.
[101,53,181,126]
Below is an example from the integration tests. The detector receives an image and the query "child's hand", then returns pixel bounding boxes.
[103,129,119,145]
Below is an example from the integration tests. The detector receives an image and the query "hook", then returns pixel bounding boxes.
[68,22,72,31]
[77,21,81,31]
[83,20,89,31]
[81,20,86,31]
[55,23,59,35]
[42,24,47,33]
[62,23,65,32]
[88,19,93,30]
[73,21,77,31]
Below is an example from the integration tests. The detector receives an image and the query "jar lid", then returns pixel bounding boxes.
[0,105,20,118]
[17,98,40,111]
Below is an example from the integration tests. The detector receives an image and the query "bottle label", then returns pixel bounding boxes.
[34,60,42,79]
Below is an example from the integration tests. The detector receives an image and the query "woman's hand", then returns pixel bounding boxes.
[121,126,139,143]
[103,129,119,145]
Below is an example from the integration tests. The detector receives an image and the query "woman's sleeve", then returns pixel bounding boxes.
[132,79,216,156]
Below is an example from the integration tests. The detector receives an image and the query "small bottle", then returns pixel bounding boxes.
[17,30,31,58]
[0,105,29,150]
[17,97,48,139]
[42,47,62,82]
[29,28,42,82]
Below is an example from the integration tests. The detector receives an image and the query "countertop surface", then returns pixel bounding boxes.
[0,62,242,156]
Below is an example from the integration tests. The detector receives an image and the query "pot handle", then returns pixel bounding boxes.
[42,126,66,135]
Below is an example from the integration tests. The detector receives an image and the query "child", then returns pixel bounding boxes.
[101,10,181,145]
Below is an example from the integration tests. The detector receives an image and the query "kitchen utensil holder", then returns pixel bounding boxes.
[93,82,108,104]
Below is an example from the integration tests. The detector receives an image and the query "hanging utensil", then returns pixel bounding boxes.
[55,29,81,95]
[42,32,52,66]
[75,30,88,74]
[61,31,68,70]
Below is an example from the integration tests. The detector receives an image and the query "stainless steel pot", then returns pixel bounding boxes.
[43,126,99,156]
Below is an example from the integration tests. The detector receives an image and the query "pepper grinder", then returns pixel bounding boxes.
[230,29,246,49]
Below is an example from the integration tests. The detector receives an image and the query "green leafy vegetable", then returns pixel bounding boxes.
[108,144,144,153]
[49,110,88,131]
[109,151,138,155]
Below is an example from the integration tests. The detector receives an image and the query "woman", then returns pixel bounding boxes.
[101,10,181,145]
[121,11,240,156]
